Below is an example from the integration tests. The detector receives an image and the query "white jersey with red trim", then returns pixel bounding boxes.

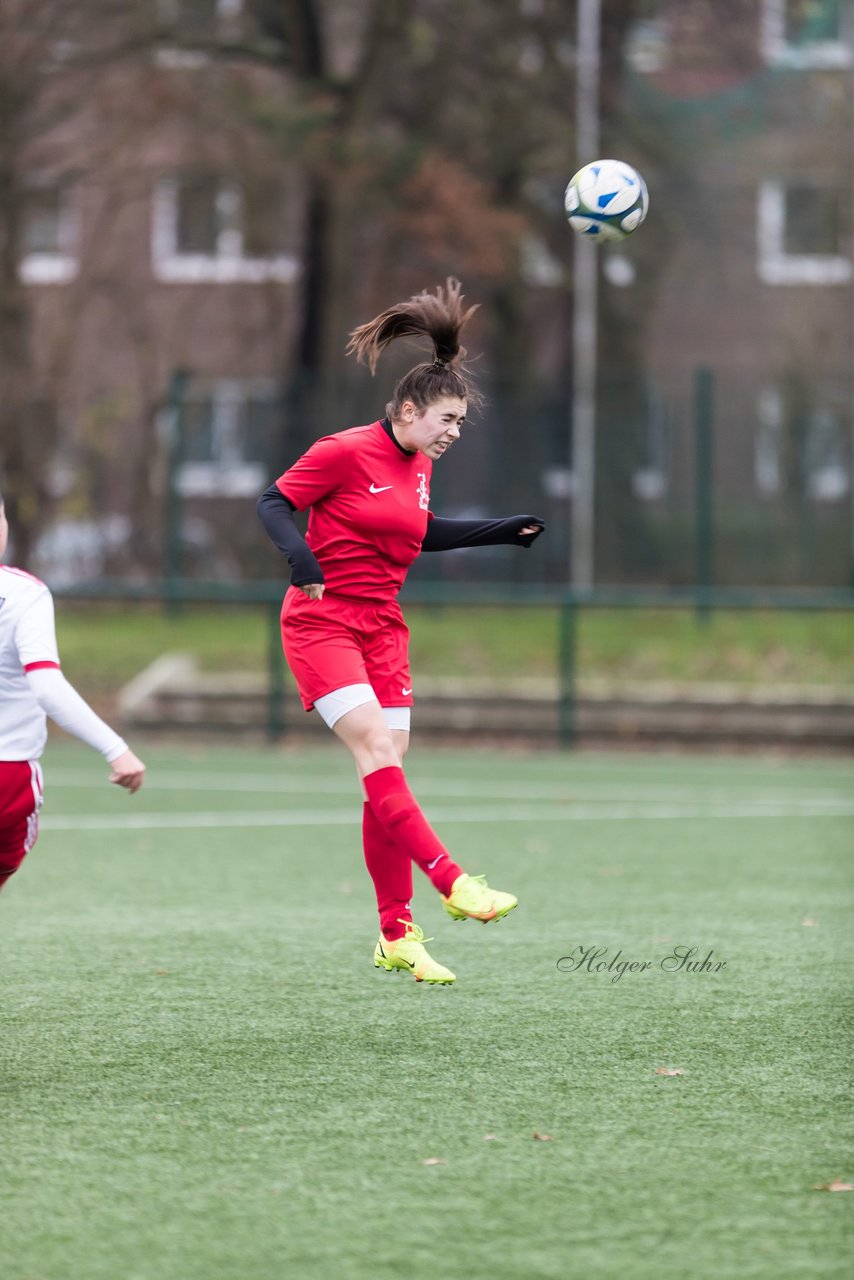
[0,565,128,764]
[0,565,62,759]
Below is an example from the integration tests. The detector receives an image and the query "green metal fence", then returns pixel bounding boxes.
[54,580,854,747]
[157,366,854,592]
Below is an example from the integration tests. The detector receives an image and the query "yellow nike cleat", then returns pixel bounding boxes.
[441,873,518,923]
[373,921,456,984]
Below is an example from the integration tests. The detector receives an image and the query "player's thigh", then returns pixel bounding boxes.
[282,608,370,711]
[0,761,42,822]
[0,813,36,880]
[0,763,43,881]
[389,727,410,762]
[332,700,401,778]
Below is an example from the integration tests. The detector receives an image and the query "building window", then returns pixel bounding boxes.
[804,406,849,501]
[624,15,672,74]
[154,0,283,66]
[520,234,564,288]
[152,174,298,283]
[756,388,784,495]
[631,382,670,502]
[156,0,242,40]
[756,386,850,500]
[761,0,851,68]
[19,183,77,284]
[174,380,280,497]
[757,181,851,285]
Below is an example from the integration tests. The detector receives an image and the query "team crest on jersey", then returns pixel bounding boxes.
[416,472,430,511]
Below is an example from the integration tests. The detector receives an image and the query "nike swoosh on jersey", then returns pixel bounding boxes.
[369,483,393,493]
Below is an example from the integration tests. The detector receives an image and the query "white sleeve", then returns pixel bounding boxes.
[26,666,128,762]
[14,585,61,667]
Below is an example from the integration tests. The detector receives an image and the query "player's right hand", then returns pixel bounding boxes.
[299,583,325,600]
[109,750,146,794]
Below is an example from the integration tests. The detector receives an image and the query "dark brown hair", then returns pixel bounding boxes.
[346,278,482,415]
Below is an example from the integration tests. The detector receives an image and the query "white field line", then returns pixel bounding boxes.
[40,801,854,831]
[43,770,852,809]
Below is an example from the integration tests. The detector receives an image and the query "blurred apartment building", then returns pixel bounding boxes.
[15,0,853,585]
[616,1,852,531]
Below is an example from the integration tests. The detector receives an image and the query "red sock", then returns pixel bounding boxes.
[362,802,413,941]
[362,766,464,898]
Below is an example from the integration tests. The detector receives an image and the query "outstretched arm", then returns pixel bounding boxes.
[421,514,544,553]
[25,668,145,792]
[16,589,145,792]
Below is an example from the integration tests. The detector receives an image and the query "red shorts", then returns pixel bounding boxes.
[281,588,413,712]
[0,760,44,882]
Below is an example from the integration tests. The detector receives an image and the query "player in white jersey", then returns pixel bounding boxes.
[0,491,145,892]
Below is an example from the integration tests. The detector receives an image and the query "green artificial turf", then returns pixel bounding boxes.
[2,742,853,1280]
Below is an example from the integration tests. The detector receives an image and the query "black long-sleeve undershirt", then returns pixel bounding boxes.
[257,483,545,587]
[421,515,544,552]
[256,484,324,586]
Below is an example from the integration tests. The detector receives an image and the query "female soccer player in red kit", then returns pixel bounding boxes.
[0,491,146,894]
[257,280,544,984]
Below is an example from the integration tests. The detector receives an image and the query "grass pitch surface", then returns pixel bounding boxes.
[3,741,852,1280]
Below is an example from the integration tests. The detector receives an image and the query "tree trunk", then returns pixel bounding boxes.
[282,0,405,455]
[0,144,54,566]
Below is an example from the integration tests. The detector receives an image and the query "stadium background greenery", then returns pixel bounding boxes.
[55,603,854,695]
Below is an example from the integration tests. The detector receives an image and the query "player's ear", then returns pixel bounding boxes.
[400,399,417,422]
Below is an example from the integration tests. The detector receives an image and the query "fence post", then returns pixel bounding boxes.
[266,598,286,741]
[163,368,189,615]
[694,366,714,622]
[558,595,578,748]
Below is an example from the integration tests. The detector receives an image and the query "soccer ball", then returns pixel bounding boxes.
[564,159,649,242]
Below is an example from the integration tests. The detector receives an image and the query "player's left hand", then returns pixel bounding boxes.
[513,516,545,547]
[109,750,146,794]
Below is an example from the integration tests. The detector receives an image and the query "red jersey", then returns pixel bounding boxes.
[276,421,432,600]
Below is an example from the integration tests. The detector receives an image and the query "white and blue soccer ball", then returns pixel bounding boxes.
[564,159,649,242]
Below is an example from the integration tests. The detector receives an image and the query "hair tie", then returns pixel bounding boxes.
[432,356,449,369]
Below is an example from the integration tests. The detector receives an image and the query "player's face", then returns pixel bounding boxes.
[399,396,467,460]
[0,504,7,559]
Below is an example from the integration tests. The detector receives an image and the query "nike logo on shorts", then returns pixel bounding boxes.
[369,483,393,493]
[401,687,413,696]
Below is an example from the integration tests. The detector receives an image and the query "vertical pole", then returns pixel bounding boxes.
[570,0,601,589]
[267,598,286,742]
[695,367,714,622]
[849,44,854,589]
[163,369,189,615]
[558,595,578,748]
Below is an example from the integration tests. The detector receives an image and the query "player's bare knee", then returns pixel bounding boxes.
[361,727,399,773]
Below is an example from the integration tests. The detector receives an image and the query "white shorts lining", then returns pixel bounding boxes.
[313,685,411,733]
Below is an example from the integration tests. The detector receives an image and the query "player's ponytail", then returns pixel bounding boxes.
[346,278,482,413]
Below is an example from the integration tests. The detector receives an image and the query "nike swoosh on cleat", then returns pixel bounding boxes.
[369,483,393,493]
